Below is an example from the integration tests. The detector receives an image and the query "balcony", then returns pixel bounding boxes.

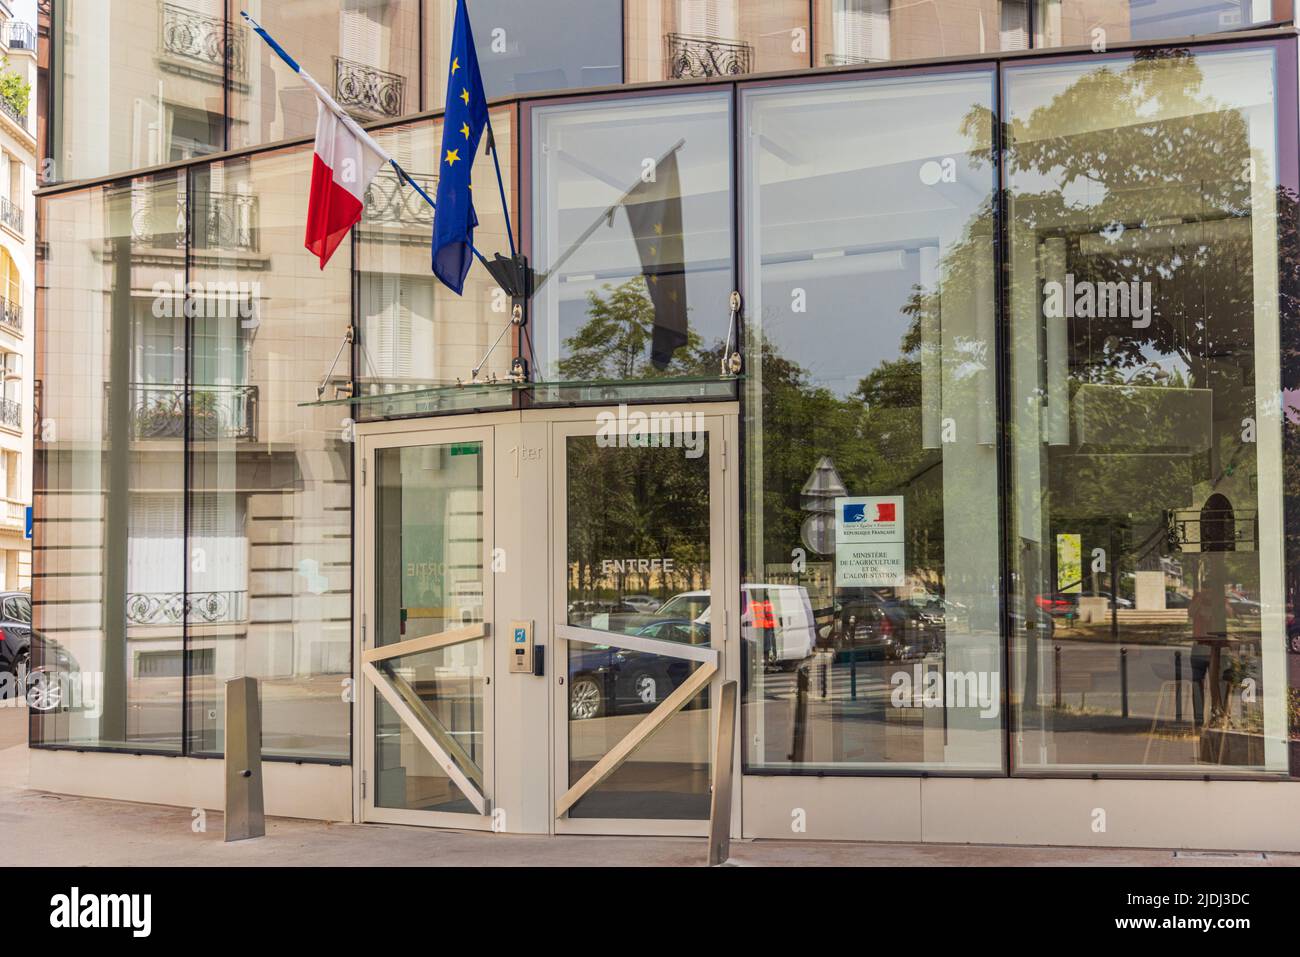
[0,95,25,132]
[334,56,406,119]
[126,590,248,626]
[158,2,245,83]
[2,21,35,51]
[0,296,19,334]
[0,396,20,430]
[364,167,437,228]
[0,498,24,531]
[0,196,23,235]
[117,383,259,442]
[132,192,259,253]
[665,33,753,79]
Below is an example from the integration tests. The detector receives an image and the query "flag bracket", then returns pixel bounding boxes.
[317,325,356,400]
[721,291,743,378]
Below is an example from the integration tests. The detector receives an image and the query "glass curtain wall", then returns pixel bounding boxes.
[426,0,623,101]
[626,0,810,83]
[355,108,517,418]
[814,0,1030,64]
[33,172,187,750]
[51,0,226,181]
[184,145,352,759]
[230,0,420,150]
[1037,1,1277,49]
[1006,45,1290,775]
[740,71,1002,772]
[529,92,734,401]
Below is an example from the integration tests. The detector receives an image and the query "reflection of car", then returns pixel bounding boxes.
[739,586,816,669]
[567,599,640,628]
[1,592,78,706]
[1035,593,1079,616]
[1228,592,1261,617]
[620,594,662,615]
[1165,591,1192,609]
[567,625,705,720]
[826,589,941,662]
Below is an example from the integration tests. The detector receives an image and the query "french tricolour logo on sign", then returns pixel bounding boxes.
[836,496,904,544]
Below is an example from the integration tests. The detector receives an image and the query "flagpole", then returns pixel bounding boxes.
[457,0,517,258]
[533,138,686,293]
[240,10,491,270]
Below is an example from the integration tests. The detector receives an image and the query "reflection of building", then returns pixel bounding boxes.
[30,1,1300,852]
[0,2,34,589]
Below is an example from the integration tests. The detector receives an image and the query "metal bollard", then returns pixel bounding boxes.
[707,680,739,867]
[224,676,266,842]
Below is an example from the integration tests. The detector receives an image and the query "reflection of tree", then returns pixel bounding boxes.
[567,436,710,599]
[557,277,712,380]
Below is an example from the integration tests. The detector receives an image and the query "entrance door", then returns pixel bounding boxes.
[358,426,495,829]
[551,412,733,835]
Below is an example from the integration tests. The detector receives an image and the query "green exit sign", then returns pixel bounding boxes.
[449,443,480,456]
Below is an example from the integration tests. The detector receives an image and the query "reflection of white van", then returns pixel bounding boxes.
[657,586,816,668]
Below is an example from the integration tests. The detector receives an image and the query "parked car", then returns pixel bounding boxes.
[567,621,707,720]
[825,589,942,662]
[0,592,78,706]
[657,585,818,669]
[1034,592,1079,617]
[619,594,663,615]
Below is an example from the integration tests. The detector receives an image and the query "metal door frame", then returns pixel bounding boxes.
[355,423,497,830]
[548,409,740,837]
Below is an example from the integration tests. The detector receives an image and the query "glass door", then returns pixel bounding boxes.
[551,410,731,834]
[359,427,495,828]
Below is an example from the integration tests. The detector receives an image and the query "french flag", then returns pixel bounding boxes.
[303,76,387,268]
[240,13,387,269]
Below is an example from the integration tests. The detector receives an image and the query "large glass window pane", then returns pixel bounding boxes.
[1007,47,1289,775]
[531,93,733,391]
[33,173,187,751]
[230,0,420,151]
[626,0,811,83]
[741,71,1001,773]
[354,109,517,418]
[184,146,352,760]
[1037,0,1276,48]
[373,443,486,813]
[51,1,225,182]
[426,0,622,101]
[565,434,711,819]
[813,0,1028,66]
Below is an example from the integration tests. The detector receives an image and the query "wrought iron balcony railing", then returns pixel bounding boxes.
[126,590,248,626]
[114,383,259,442]
[0,396,20,430]
[132,192,259,252]
[364,167,437,228]
[3,21,35,51]
[159,2,245,79]
[334,56,406,118]
[0,95,26,132]
[666,33,753,79]
[0,195,23,234]
[0,296,20,333]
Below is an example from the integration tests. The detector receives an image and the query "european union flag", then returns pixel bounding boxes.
[433,0,489,295]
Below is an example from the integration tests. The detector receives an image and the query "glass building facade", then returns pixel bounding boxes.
[30,1,1300,836]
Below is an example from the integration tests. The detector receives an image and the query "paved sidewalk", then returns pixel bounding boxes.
[2,708,1296,867]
